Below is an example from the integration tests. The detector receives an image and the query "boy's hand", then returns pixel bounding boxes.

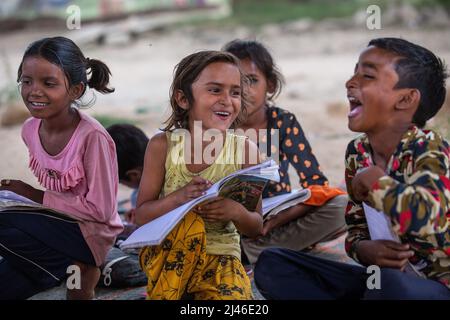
[0,179,44,204]
[173,176,212,205]
[195,197,245,223]
[356,240,415,270]
[352,166,385,201]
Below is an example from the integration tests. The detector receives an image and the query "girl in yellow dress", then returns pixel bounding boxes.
[135,51,262,300]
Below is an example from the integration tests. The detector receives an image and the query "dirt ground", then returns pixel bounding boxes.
[1,21,450,198]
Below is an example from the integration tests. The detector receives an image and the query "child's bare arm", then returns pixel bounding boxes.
[134,133,212,226]
[231,198,263,237]
[261,203,312,236]
[0,179,44,203]
[134,133,170,225]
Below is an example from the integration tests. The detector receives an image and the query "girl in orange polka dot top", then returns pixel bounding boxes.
[223,39,348,264]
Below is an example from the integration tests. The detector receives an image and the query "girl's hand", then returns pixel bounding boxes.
[260,204,312,237]
[173,176,212,206]
[261,215,284,236]
[0,179,44,204]
[195,197,244,223]
[351,166,385,202]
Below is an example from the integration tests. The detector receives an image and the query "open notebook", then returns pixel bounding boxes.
[120,160,280,250]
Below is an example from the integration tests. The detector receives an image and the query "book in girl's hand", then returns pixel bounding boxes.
[0,190,79,222]
[120,160,280,250]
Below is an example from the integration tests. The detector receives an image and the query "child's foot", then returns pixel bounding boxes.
[66,261,100,300]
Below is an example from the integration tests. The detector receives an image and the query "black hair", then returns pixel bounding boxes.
[368,37,448,128]
[17,36,114,105]
[222,39,284,100]
[164,50,248,131]
[106,124,149,181]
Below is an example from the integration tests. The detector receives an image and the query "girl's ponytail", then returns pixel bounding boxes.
[86,58,115,94]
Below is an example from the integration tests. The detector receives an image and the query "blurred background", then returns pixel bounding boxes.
[0,0,449,197]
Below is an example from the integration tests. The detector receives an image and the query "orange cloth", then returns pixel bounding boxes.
[303,185,346,206]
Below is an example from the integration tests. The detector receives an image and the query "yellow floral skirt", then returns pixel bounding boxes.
[139,211,253,300]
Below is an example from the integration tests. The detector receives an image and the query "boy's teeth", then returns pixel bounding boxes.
[215,111,230,116]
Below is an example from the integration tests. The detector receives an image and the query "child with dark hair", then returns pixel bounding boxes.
[223,39,347,265]
[136,50,262,300]
[254,38,450,299]
[0,37,123,300]
[107,123,149,224]
[102,124,149,288]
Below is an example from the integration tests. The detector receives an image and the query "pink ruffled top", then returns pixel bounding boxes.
[21,111,124,266]
[28,142,85,193]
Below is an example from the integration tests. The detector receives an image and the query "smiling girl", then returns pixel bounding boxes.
[223,39,347,265]
[0,37,123,300]
[135,51,262,300]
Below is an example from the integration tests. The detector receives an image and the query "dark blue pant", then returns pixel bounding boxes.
[0,211,95,300]
[254,248,450,300]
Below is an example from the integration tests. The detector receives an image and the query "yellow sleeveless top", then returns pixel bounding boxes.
[162,130,247,260]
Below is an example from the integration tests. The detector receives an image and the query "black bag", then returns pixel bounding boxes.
[98,247,147,288]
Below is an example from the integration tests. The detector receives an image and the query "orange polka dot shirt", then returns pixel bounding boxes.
[261,105,328,198]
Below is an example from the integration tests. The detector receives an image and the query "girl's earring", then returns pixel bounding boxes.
[72,98,82,109]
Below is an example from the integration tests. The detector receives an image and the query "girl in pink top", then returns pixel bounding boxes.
[0,37,123,300]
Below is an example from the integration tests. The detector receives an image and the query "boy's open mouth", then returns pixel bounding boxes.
[347,96,363,118]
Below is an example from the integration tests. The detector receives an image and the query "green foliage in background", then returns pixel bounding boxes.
[94,115,137,128]
[410,0,450,9]
[228,0,362,26]
[0,84,20,108]
[202,0,450,27]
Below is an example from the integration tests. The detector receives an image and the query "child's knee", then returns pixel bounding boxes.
[321,194,348,215]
